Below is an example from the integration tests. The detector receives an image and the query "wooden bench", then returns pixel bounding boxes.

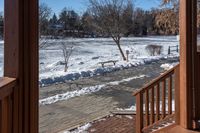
[98,60,118,68]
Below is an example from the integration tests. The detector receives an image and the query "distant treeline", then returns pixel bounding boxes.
[0,3,180,39]
[38,3,179,38]
[0,12,3,39]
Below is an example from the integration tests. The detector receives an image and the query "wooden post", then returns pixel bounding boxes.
[176,45,179,53]
[136,93,143,133]
[179,0,194,129]
[168,46,171,55]
[4,0,38,132]
[194,0,200,126]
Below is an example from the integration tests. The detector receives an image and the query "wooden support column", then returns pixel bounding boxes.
[194,0,200,125]
[179,0,194,129]
[4,0,38,132]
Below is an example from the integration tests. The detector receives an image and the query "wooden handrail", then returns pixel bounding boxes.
[0,77,16,99]
[133,64,179,96]
[0,77,17,132]
[134,64,180,133]
[0,77,16,88]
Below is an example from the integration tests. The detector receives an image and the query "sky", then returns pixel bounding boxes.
[0,0,162,15]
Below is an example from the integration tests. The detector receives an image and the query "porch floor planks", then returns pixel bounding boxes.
[39,94,117,133]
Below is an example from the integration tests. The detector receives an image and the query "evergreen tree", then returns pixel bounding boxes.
[59,7,68,30]
[49,13,58,25]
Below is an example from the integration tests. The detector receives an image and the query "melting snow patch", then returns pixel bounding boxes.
[39,85,105,105]
[160,63,178,70]
[108,75,146,86]
[117,105,136,111]
[64,123,92,133]
[125,115,133,119]
[39,75,146,105]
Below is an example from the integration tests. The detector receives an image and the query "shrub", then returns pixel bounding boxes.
[145,45,163,56]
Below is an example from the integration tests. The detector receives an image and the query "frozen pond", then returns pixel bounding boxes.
[0,36,179,82]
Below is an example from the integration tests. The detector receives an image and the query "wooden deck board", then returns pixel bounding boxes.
[39,95,117,133]
[87,115,135,133]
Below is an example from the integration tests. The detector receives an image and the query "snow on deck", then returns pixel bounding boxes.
[39,75,146,105]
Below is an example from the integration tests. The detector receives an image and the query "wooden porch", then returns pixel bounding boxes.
[0,0,200,132]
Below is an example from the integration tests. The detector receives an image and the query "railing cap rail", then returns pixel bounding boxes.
[133,64,180,96]
[0,77,17,89]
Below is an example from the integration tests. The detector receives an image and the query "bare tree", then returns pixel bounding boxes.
[155,9,179,35]
[39,3,52,37]
[61,42,74,72]
[161,0,179,8]
[88,0,134,61]
[39,39,49,49]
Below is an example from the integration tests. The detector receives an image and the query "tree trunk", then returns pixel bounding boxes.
[64,64,68,72]
[116,42,126,61]
[112,37,127,61]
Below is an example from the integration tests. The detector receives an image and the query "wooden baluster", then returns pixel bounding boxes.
[156,84,160,121]
[175,66,180,125]
[150,87,155,124]
[145,89,149,126]
[136,93,143,133]
[162,80,166,119]
[168,76,172,115]
[0,97,9,133]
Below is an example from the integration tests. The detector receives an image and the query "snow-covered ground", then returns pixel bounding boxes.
[0,36,179,85]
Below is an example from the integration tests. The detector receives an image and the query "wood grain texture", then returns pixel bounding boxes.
[134,65,179,133]
[156,84,160,121]
[179,0,194,128]
[150,87,155,124]
[145,89,149,126]
[162,80,166,119]
[0,78,16,133]
[4,0,39,132]
[136,93,143,133]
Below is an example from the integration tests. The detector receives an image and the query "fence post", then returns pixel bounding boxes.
[168,46,171,55]
[176,45,179,53]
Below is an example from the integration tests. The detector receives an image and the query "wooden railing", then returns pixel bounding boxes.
[133,64,180,133]
[0,77,16,133]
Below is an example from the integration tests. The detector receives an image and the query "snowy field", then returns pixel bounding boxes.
[0,36,179,85]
